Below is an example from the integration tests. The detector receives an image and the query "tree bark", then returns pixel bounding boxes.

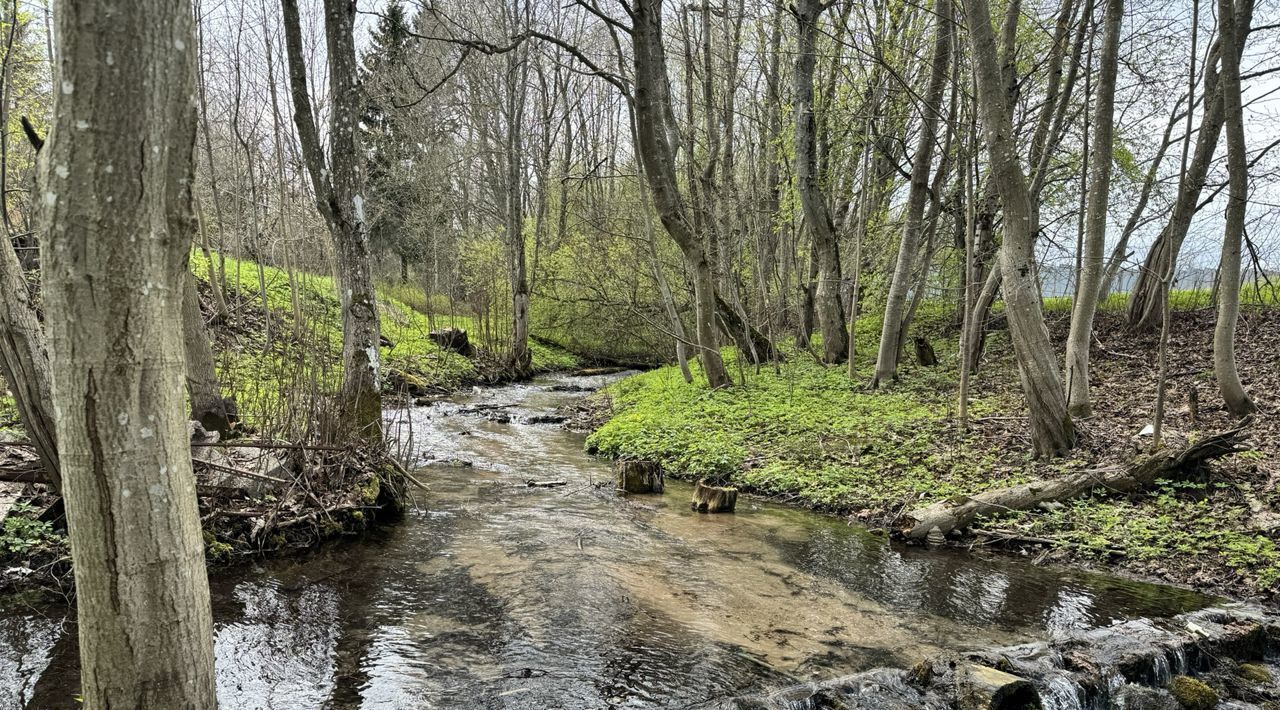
[39,0,217,705]
[0,236,59,490]
[1212,0,1259,417]
[1064,0,1122,417]
[631,0,730,388]
[793,0,847,364]
[963,0,1075,456]
[872,0,952,386]
[281,0,383,437]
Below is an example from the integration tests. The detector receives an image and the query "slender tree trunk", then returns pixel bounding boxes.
[873,0,952,386]
[1127,0,1254,331]
[793,0,847,363]
[281,0,383,437]
[964,0,1076,456]
[631,0,730,388]
[505,48,531,372]
[0,237,59,490]
[181,270,231,433]
[40,0,217,705]
[1064,0,1122,416]
[1213,0,1258,417]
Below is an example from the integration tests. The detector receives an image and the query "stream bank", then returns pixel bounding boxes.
[3,371,1272,709]
[586,306,1280,600]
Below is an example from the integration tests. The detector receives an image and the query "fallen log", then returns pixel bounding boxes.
[526,479,567,488]
[901,419,1250,540]
[691,480,738,513]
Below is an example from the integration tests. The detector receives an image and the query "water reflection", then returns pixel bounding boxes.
[0,373,1212,709]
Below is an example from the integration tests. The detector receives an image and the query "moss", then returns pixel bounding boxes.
[1237,663,1273,684]
[1169,676,1218,710]
[360,475,381,506]
[202,531,233,562]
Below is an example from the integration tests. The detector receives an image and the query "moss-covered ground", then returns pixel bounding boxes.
[588,295,1280,599]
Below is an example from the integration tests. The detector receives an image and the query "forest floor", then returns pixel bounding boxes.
[585,297,1280,601]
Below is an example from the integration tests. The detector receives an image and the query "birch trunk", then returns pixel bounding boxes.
[40,0,217,705]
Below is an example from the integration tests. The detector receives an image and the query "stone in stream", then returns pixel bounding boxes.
[957,664,1042,710]
[615,460,663,493]
[691,479,737,513]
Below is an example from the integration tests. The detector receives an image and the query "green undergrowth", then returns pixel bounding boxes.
[589,300,1280,597]
[190,251,579,420]
[589,306,1024,512]
[991,479,1280,589]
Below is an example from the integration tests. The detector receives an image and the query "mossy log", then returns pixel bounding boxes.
[615,460,664,493]
[901,420,1249,540]
[691,480,738,513]
[958,664,1043,710]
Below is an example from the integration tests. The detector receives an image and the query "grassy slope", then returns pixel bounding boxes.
[589,294,1280,597]
[189,252,578,418]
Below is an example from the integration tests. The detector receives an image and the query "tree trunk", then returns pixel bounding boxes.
[963,0,1075,457]
[873,0,952,386]
[0,237,59,490]
[793,0,847,364]
[281,0,383,438]
[181,270,231,434]
[40,0,217,705]
[1126,0,1254,332]
[631,0,730,388]
[1064,0,1122,417]
[1212,0,1259,417]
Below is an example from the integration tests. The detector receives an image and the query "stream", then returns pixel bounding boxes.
[0,371,1215,709]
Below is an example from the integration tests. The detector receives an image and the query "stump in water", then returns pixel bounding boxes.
[428,327,474,356]
[691,480,737,513]
[615,460,663,493]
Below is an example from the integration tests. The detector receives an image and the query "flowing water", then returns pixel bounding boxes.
[0,372,1214,709]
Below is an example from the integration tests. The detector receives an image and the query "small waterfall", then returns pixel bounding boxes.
[1037,673,1087,710]
[1150,651,1172,685]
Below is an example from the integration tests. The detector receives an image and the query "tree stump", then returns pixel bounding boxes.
[428,327,474,356]
[914,336,938,366]
[691,480,737,513]
[615,460,663,493]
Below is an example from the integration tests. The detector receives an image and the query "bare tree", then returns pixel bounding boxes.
[281,0,383,437]
[1064,0,1122,416]
[872,0,953,385]
[1213,0,1259,417]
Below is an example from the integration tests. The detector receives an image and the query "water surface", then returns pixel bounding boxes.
[0,372,1211,709]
